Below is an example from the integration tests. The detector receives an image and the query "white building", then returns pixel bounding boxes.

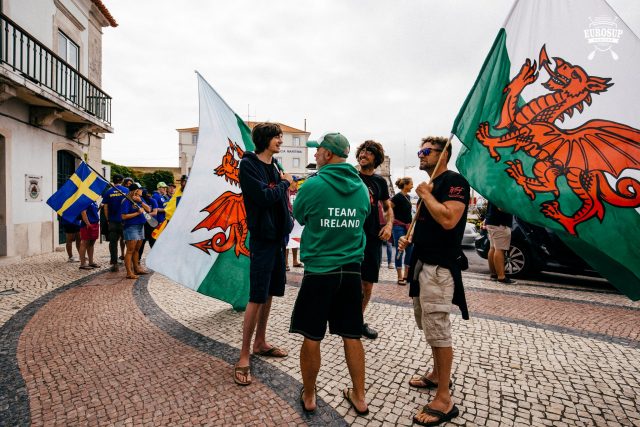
[177,121,311,178]
[0,0,116,260]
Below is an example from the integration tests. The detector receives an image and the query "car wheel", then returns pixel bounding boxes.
[504,242,533,277]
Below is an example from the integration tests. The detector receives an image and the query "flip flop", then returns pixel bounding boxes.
[233,364,251,386]
[255,346,288,358]
[293,263,304,267]
[126,274,139,280]
[134,270,149,275]
[413,404,459,426]
[409,374,453,389]
[343,388,369,416]
[299,386,317,414]
[88,263,100,268]
[397,279,407,285]
[79,265,92,270]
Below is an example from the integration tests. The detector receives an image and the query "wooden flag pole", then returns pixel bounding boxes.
[405,135,453,242]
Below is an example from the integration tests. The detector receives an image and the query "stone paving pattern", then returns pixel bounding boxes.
[0,242,639,426]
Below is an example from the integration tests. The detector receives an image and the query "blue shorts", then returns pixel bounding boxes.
[123,224,144,241]
[249,238,286,304]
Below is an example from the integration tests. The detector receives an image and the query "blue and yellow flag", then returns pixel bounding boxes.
[46,162,108,223]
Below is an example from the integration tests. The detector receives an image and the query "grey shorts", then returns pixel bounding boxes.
[487,225,511,250]
[412,263,454,347]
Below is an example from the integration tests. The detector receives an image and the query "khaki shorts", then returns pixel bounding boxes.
[412,263,454,347]
[487,225,511,251]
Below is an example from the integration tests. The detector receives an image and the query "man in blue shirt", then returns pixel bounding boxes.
[103,174,129,272]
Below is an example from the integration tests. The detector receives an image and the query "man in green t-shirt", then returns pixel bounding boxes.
[290,132,371,416]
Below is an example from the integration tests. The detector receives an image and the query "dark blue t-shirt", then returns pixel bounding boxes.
[104,185,129,222]
[152,192,168,223]
[81,202,100,226]
[121,198,146,226]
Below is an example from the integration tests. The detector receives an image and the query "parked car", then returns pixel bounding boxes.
[462,222,478,247]
[475,217,599,278]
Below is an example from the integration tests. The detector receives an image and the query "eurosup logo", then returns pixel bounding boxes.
[584,16,623,60]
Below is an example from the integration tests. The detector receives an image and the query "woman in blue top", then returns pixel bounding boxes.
[120,184,152,279]
[138,188,158,261]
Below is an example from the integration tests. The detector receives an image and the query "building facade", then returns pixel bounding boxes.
[177,121,311,178]
[0,0,116,259]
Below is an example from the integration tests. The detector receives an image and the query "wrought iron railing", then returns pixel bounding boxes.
[0,13,111,125]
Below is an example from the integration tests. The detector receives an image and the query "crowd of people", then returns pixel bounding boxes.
[63,173,187,280]
[60,121,515,426]
[233,122,474,426]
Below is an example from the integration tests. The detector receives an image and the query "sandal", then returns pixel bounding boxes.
[397,279,407,285]
[126,274,139,280]
[285,266,290,271]
[233,364,251,386]
[409,373,453,389]
[413,404,459,426]
[88,263,100,268]
[343,388,369,416]
[79,265,92,270]
[293,263,304,267]
[134,269,149,275]
[255,346,288,358]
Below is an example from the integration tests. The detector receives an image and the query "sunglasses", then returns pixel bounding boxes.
[417,147,443,157]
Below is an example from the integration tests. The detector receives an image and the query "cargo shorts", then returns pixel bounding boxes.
[412,262,455,347]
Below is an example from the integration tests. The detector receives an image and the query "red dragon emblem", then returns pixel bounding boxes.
[476,45,640,235]
[190,139,249,257]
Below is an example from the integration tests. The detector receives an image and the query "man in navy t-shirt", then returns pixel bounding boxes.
[103,174,129,272]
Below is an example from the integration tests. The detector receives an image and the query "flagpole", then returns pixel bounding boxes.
[83,161,158,228]
[406,134,453,242]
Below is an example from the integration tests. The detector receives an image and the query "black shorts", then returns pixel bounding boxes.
[290,263,363,341]
[62,223,80,234]
[249,238,286,304]
[361,238,382,283]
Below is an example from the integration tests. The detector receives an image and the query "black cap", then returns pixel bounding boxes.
[180,175,188,181]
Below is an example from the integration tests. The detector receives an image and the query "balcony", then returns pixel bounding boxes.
[0,13,111,127]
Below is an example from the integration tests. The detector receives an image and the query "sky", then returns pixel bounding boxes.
[101,0,640,188]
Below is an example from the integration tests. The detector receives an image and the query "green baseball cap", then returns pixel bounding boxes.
[306,132,350,158]
[156,181,168,189]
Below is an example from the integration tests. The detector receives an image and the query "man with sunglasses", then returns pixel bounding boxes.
[399,136,469,426]
[356,140,393,340]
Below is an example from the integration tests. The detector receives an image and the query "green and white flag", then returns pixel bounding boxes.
[147,73,254,310]
[453,0,640,300]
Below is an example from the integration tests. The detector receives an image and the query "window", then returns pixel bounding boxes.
[58,31,79,69]
[57,31,79,100]
[293,137,300,146]
[192,133,198,144]
[293,158,300,168]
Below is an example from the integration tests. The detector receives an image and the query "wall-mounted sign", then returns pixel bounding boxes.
[25,175,43,202]
[282,148,304,154]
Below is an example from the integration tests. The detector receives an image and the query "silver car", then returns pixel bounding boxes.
[462,222,478,247]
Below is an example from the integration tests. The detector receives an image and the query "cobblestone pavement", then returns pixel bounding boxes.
[1,243,639,426]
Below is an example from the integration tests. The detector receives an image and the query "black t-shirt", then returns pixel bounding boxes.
[412,170,470,266]
[391,193,412,225]
[359,173,390,237]
[261,161,286,237]
[485,201,513,227]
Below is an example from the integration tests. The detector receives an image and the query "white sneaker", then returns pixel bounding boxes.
[68,257,78,263]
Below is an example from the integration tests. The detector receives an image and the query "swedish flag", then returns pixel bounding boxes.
[46,162,108,223]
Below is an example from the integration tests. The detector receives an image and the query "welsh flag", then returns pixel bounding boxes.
[147,73,254,310]
[453,0,640,300]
